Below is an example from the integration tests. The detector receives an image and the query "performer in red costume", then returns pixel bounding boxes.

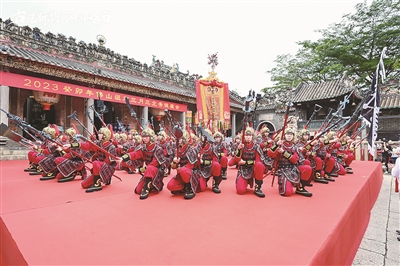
[296,129,328,185]
[317,131,340,180]
[118,134,143,174]
[157,130,174,177]
[25,126,59,176]
[228,133,241,168]
[29,126,63,179]
[196,129,223,194]
[212,131,229,180]
[65,126,117,193]
[268,128,313,197]
[233,127,269,198]
[166,130,199,200]
[336,135,354,174]
[53,126,89,182]
[119,128,167,200]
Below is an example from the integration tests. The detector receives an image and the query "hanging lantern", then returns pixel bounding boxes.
[33,91,60,111]
[149,108,166,121]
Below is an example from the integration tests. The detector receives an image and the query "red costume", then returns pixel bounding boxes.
[268,128,313,197]
[233,127,268,197]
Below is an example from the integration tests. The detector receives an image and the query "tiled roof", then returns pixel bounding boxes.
[380,92,400,109]
[0,43,244,109]
[292,80,354,103]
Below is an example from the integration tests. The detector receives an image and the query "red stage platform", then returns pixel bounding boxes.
[1,160,383,265]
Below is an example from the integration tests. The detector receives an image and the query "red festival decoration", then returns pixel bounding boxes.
[32,91,60,110]
[196,79,230,131]
[1,72,187,112]
[195,52,230,132]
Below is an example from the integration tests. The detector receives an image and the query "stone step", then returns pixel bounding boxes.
[0,154,28,161]
[0,147,29,161]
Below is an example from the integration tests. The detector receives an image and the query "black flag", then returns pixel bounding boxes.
[361,47,386,156]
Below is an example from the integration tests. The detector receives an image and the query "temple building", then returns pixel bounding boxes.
[0,18,244,141]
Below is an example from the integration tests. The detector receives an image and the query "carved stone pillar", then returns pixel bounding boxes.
[0,85,10,126]
[143,106,149,127]
[181,112,186,129]
[231,113,236,138]
[86,98,94,137]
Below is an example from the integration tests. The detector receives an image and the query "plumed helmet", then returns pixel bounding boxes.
[47,128,57,139]
[42,126,50,134]
[65,127,77,138]
[235,133,242,140]
[119,133,127,142]
[260,126,270,135]
[244,127,255,137]
[299,128,310,136]
[326,131,336,140]
[141,128,156,142]
[181,130,190,144]
[43,126,56,139]
[114,133,120,140]
[191,133,199,144]
[133,134,142,144]
[213,131,224,139]
[284,127,295,135]
[98,127,112,141]
[157,130,168,141]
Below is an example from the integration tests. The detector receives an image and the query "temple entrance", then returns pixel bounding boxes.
[23,96,55,139]
[257,121,276,134]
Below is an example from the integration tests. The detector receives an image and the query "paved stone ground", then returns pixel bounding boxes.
[352,172,399,266]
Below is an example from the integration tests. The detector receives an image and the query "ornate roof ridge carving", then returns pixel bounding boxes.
[0,18,244,104]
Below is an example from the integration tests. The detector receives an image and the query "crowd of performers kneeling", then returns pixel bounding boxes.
[23,124,357,200]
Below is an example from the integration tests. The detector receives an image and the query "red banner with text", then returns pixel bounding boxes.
[0,72,187,112]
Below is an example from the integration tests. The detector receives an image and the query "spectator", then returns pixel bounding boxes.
[381,139,392,173]
[389,143,399,164]
[388,150,399,241]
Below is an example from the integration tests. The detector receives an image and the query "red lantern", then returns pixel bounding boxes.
[149,108,166,121]
[33,91,60,110]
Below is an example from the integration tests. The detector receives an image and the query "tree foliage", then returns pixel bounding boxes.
[264,0,400,97]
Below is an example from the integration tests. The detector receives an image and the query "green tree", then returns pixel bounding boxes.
[264,0,400,96]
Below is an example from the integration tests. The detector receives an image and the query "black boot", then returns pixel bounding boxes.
[304,180,313,187]
[39,172,56,181]
[24,163,37,172]
[58,172,76,183]
[330,172,339,177]
[86,175,102,193]
[139,178,152,200]
[254,180,265,198]
[295,180,313,197]
[314,171,329,184]
[29,166,43,175]
[346,167,353,174]
[184,183,195,200]
[212,177,221,194]
[324,173,335,182]
[221,168,227,180]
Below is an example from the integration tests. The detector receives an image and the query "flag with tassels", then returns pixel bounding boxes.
[361,47,387,156]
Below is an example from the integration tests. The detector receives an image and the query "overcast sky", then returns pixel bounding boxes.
[1,0,364,96]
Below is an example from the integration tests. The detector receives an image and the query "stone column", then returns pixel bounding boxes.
[0,85,10,145]
[231,113,236,138]
[86,98,94,137]
[0,85,10,126]
[181,112,186,129]
[143,106,149,127]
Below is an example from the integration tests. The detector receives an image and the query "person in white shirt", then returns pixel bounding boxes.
[388,148,399,241]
